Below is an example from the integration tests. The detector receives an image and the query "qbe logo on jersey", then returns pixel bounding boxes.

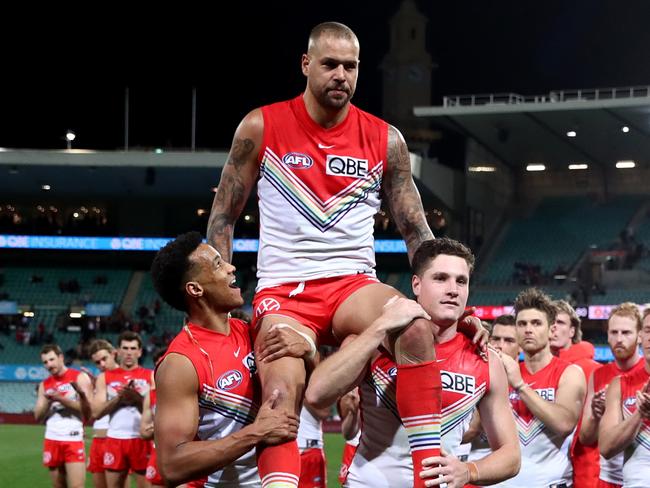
[218,369,243,390]
[326,155,369,179]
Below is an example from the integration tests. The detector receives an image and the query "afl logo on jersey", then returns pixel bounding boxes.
[218,370,243,390]
[283,152,313,169]
[624,396,637,407]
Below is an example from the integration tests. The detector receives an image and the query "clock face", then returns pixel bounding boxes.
[408,65,424,82]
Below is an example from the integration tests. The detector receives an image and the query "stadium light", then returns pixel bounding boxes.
[468,165,496,172]
[621,126,630,133]
[526,164,546,172]
[566,130,577,138]
[616,160,635,169]
[568,163,588,170]
[65,130,76,150]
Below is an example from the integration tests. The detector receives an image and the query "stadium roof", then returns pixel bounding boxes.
[414,86,650,171]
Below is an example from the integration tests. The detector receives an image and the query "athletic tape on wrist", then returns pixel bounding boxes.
[272,323,317,359]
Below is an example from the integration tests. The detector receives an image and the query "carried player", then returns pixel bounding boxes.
[206,21,484,487]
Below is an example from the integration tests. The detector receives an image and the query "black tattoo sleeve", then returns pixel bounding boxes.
[383,126,434,263]
[206,137,256,261]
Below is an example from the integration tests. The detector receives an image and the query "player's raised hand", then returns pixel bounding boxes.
[254,389,299,445]
[495,349,524,389]
[376,296,431,334]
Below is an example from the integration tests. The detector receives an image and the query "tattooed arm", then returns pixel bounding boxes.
[207,109,263,261]
[383,125,434,263]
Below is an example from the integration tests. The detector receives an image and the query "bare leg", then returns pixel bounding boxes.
[64,462,86,488]
[105,470,128,488]
[49,466,66,488]
[254,315,314,488]
[92,472,108,488]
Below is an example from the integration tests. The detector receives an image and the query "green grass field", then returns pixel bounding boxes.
[0,424,346,487]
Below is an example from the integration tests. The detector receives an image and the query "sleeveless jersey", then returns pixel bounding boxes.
[163,320,260,487]
[501,357,575,488]
[105,366,153,439]
[256,95,388,290]
[298,406,324,451]
[619,363,650,488]
[593,357,644,485]
[42,368,84,441]
[346,333,489,487]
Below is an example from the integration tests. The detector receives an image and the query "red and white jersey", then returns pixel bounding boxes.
[256,95,388,290]
[593,357,644,485]
[92,414,109,430]
[163,320,260,487]
[105,366,153,439]
[620,363,650,488]
[42,368,84,441]
[501,357,575,488]
[346,334,489,487]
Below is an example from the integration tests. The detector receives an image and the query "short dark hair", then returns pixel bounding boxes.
[513,288,556,325]
[150,231,203,312]
[88,339,114,356]
[493,314,516,327]
[118,331,142,349]
[152,346,167,364]
[40,344,62,356]
[411,238,475,277]
[308,22,358,53]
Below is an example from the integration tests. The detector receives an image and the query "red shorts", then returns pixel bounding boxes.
[87,437,107,473]
[338,441,358,484]
[43,439,85,468]
[597,480,622,488]
[102,437,151,472]
[298,447,326,488]
[146,446,164,486]
[252,274,379,346]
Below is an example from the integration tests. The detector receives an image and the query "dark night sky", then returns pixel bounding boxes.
[2,0,650,151]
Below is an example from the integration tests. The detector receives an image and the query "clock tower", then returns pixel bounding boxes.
[381,0,436,153]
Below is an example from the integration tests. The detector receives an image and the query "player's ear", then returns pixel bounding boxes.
[411,274,421,297]
[186,281,203,298]
[301,54,310,76]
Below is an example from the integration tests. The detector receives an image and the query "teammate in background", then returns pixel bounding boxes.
[139,348,168,488]
[598,307,650,488]
[580,302,644,488]
[551,299,601,488]
[305,238,519,487]
[150,232,301,487]
[34,344,93,488]
[207,21,486,487]
[296,401,330,488]
[336,388,360,486]
[466,315,519,473]
[498,289,586,488]
[87,339,120,488]
[91,331,154,488]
